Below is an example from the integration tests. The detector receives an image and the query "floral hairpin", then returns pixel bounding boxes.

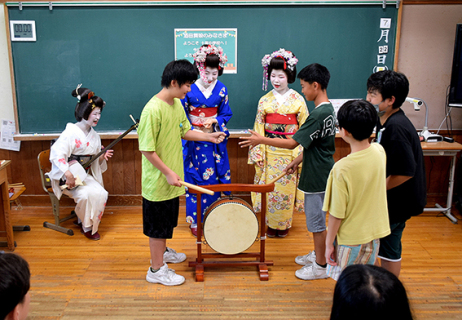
[75,83,83,102]
[193,44,228,84]
[261,48,298,91]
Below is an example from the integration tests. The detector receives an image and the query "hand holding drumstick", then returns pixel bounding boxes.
[179,181,214,196]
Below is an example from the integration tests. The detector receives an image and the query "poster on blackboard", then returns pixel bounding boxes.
[174,28,237,74]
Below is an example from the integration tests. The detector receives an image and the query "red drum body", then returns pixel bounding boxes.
[203,197,259,255]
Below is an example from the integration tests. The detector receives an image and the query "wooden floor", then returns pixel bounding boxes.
[4,205,462,319]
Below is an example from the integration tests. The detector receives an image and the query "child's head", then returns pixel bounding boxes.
[366,70,409,109]
[261,48,298,90]
[297,63,330,91]
[330,264,413,320]
[192,45,227,84]
[72,86,105,122]
[0,253,31,320]
[337,99,377,141]
[161,59,198,88]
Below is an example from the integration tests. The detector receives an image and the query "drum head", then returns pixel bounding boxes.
[204,200,259,255]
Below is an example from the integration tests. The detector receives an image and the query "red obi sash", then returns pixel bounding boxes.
[265,113,298,125]
[189,107,218,117]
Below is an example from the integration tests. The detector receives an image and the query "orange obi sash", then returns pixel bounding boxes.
[265,113,298,125]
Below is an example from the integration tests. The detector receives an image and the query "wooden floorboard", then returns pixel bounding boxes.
[4,205,462,319]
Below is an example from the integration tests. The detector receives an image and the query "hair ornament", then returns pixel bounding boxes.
[88,91,94,100]
[75,83,82,102]
[261,48,298,91]
[88,99,97,110]
[193,44,228,83]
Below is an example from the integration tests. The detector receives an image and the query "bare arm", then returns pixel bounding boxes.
[184,129,225,144]
[325,214,342,266]
[140,150,181,187]
[284,153,303,174]
[239,129,299,150]
[386,175,412,190]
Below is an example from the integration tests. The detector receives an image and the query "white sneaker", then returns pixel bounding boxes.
[295,251,316,266]
[146,263,185,286]
[295,263,328,280]
[163,247,186,264]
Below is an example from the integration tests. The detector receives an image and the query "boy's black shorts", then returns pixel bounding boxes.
[142,197,179,239]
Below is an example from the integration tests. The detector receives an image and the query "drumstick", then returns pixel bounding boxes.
[268,172,287,185]
[179,181,215,196]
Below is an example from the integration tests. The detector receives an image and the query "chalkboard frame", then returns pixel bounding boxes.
[6,1,399,136]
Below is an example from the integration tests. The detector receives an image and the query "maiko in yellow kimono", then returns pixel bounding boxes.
[248,89,308,230]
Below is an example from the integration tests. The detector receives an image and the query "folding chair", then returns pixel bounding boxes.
[37,150,76,236]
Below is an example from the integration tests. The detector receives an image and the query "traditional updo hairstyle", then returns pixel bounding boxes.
[72,86,105,122]
[193,44,224,76]
[267,56,297,84]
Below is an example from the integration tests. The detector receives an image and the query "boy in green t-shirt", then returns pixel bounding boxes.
[138,60,225,286]
[240,63,336,280]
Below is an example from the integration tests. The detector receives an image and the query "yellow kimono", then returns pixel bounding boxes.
[248,89,309,230]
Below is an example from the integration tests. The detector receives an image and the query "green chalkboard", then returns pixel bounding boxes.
[8,3,398,134]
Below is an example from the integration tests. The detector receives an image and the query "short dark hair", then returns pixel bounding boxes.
[72,87,105,122]
[161,59,198,88]
[337,99,377,141]
[330,264,413,320]
[193,45,224,76]
[0,253,30,319]
[367,70,409,109]
[267,56,297,84]
[297,63,330,90]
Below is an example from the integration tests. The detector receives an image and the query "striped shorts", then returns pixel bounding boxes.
[326,239,380,281]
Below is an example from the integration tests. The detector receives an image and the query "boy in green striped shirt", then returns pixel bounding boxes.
[138,60,225,286]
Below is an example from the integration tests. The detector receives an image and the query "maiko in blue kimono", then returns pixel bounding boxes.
[181,44,232,236]
[182,80,232,225]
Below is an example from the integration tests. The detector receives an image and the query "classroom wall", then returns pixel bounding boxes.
[398,4,462,132]
[0,3,462,132]
[0,5,14,122]
[0,2,461,209]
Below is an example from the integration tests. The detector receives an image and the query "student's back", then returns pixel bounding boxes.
[324,142,389,245]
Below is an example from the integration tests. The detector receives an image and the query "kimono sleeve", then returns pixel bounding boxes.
[248,97,266,164]
[181,94,193,125]
[49,130,74,178]
[296,95,309,125]
[292,95,309,158]
[215,85,233,135]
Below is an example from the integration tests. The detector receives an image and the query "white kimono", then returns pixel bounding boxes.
[48,123,108,235]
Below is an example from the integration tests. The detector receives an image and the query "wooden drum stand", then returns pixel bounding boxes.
[185,178,281,282]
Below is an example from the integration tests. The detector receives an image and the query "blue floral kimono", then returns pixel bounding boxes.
[181,80,232,224]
